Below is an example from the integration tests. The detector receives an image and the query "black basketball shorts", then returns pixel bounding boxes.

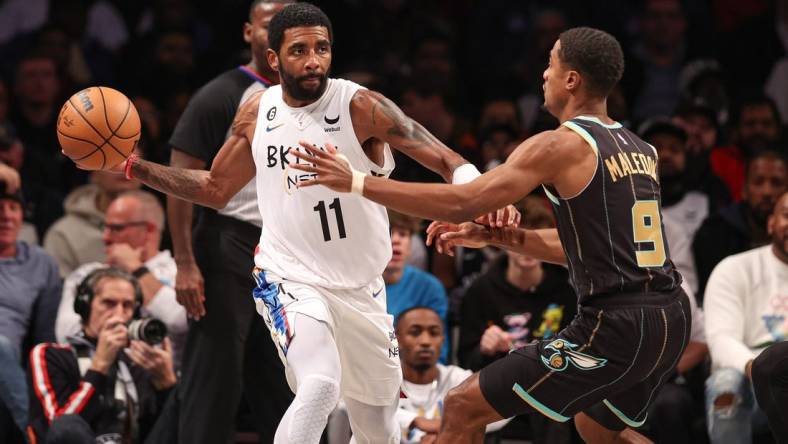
[479,287,691,431]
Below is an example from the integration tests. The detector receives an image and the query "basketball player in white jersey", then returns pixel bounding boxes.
[80,3,516,443]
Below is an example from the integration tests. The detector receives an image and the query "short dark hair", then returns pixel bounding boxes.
[395,306,441,330]
[746,149,787,179]
[387,209,421,234]
[248,0,295,21]
[731,94,782,127]
[558,27,624,97]
[268,2,333,53]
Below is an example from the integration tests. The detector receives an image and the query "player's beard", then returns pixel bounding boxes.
[280,66,329,102]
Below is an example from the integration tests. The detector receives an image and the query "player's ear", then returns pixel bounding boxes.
[267,48,279,72]
[243,22,253,44]
[565,70,580,93]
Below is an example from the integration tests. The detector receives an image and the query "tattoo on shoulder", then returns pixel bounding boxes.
[365,91,440,151]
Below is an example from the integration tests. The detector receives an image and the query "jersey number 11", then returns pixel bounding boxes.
[314,198,347,242]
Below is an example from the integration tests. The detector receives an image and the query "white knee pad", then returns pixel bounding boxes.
[288,375,340,444]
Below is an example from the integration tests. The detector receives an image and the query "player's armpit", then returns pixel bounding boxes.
[350,89,467,181]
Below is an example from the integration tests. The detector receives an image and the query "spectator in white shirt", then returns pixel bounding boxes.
[704,191,788,444]
[55,190,187,365]
[394,307,510,443]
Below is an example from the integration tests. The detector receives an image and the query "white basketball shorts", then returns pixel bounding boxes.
[252,268,402,406]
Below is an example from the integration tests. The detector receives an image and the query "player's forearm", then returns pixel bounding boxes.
[167,196,196,262]
[487,228,567,265]
[363,176,481,223]
[130,158,226,209]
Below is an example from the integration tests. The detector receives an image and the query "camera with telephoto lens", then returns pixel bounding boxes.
[127,318,167,345]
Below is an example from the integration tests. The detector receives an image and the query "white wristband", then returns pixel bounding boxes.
[336,154,366,195]
[451,163,482,184]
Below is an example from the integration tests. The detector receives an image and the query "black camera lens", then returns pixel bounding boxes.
[128,318,167,345]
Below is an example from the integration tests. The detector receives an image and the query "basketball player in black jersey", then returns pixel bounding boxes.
[290,27,691,443]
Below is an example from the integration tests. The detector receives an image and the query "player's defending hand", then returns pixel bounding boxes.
[475,205,521,228]
[290,141,352,192]
[426,221,492,256]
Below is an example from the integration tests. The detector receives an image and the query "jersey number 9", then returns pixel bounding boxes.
[631,200,666,267]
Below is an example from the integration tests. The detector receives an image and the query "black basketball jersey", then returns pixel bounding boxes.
[544,116,681,304]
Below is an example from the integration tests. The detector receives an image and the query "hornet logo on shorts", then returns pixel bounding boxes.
[540,339,607,372]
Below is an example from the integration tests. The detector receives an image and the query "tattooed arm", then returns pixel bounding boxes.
[351,90,468,182]
[124,92,260,209]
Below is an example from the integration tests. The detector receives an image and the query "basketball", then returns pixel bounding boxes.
[57,87,140,170]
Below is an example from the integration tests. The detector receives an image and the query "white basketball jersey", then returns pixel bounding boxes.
[250,79,395,289]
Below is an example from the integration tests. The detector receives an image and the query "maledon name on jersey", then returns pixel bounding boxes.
[544,116,681,304]
[250,78,395,289]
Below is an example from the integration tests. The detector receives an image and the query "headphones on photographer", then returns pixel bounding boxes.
[74,267,143,322]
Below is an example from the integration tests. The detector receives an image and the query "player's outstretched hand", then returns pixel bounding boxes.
[426,221,492,256]
[290,141,353,192]
[475,205,521,227]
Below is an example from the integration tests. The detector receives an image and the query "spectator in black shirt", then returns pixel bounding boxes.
[457,196,576,443]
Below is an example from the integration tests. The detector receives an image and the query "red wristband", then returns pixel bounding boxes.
[124,153,139,180]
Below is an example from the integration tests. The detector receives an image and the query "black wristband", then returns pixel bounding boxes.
[132,265,150,279]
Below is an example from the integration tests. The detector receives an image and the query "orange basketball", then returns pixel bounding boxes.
[57,87,140,170]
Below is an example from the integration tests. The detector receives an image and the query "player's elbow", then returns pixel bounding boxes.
[203,182,231,209]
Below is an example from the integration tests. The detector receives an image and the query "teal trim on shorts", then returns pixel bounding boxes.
[512,383,570,423]
[603,399,646,428]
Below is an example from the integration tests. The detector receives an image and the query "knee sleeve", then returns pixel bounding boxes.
[287,375,340,444]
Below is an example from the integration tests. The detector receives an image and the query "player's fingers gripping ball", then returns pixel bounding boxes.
[57,87,140,170]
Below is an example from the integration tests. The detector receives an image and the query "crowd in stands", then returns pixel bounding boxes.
[0,0,786,443]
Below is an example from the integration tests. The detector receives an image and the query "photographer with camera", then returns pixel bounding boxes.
[55,190,187,366]
[28,267,176,444]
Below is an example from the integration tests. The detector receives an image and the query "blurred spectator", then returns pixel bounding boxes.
[131,29,198,105]
[674,99,720,156]
[515,8,569,132]
[678,59,729,126]
[394,307,510,443]
[478,98,521,135]
[693,151,787,299]
[458,197,574,371]
[662,217,699,298]
[28,268,176,444]
[55,190,187,365]
[457,196,575,443]
[624,0,693,122]
[640,117,711,238]
[0,0,129,52]
[710,95,783,201]
[44,169,142,278]
[703,191,788,444]
[766,57,788,125]
[0,179,61,442]
[479,124,518,172]
[394,81,477,183]
[643,282,708,444]
[0,122,64,240]
[136,0,214,56]
[10,51,88,195]
[385,209,449,364]
[719,0,788,94]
